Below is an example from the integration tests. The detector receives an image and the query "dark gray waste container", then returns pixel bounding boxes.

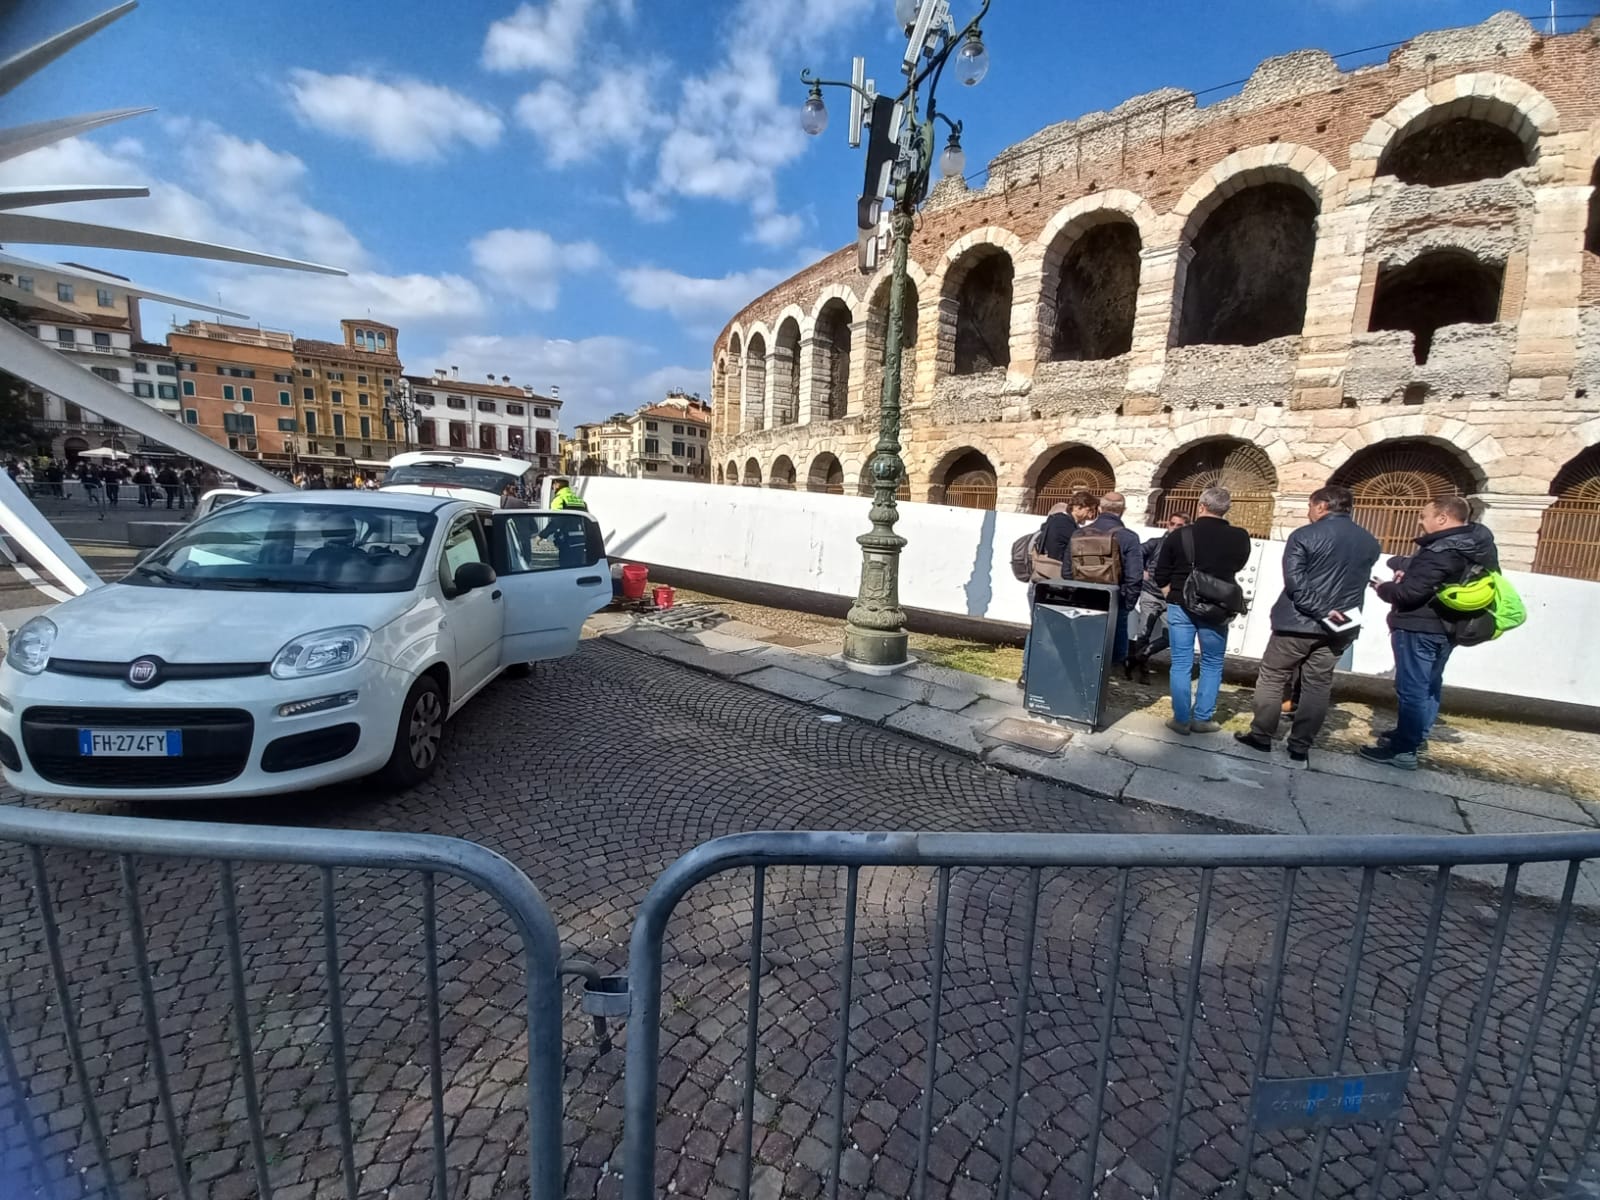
[1022,580,1119,729]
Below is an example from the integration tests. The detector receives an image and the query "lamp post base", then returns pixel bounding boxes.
[841,624,910,671]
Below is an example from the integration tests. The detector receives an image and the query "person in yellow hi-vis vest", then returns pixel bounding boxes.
[549,478,588,512]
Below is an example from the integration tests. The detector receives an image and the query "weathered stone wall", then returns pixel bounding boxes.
[708,13,1600,570]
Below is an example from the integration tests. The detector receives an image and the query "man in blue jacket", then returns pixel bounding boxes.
[1360,495,1498,770]
[1074,492,1144,666]
[1234,485,1379,764]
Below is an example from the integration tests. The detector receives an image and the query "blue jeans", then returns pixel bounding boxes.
[1390,629,1453,753]
[1167,605,1227,724]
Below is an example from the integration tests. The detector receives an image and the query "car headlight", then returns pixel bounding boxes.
[6,616,57,676]
[271,626,371,680]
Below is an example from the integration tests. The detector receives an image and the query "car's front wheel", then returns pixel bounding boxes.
[381,675,445,788]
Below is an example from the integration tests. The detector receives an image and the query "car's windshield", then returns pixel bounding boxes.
[384,462,517,495]
[123,503,438,593]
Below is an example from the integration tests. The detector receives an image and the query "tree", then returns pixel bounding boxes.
[0,300,43,456]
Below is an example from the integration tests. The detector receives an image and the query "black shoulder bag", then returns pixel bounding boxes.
[1179,525,1247,625]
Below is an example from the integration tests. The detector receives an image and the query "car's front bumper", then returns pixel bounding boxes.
[0,658,413,800]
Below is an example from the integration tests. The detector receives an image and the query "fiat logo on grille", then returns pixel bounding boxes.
[127,659,160,688]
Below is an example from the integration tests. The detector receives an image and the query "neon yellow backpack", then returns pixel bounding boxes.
[1436,568,1525,645]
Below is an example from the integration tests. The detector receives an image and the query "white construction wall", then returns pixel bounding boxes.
[569,476,1599,711]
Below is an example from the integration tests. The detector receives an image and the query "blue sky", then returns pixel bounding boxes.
[1,0,1578,427]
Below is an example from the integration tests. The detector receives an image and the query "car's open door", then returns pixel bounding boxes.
[487,511,610,665]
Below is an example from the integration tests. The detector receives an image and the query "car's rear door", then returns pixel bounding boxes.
[487,511,610,665]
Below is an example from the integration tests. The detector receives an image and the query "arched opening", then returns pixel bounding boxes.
[865,277,919,411]
[1380,118,1532,187]
[1587,160,1600,257]
[743,333,767,431]
[724,334,743,435]
[62,435,89,462]
[815,299,853,419]
[935,449,998,510]
[769,455,796,490]
[1153,438,1277,537]
[1049,220,1141,361]
[807,452,844,495]
[726,459,739,486]
[773,318,801,427]
[1330,439,1479,555]
[743,457,762,487]
[1369,251,1504,365]
[1030,445,1116,514]
[950,249,1013,375]
[1177,183,1317,348]
[856,466,911,500]
[1533,446,1600,581]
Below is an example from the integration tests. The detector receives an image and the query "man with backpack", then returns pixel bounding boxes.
[1360,496,1502,771]
[1069,492,1143,666]
[1126,513,1187,681]
[1234,485,1379,765]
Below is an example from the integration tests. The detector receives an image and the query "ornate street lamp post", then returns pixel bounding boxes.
[801,0,991,670]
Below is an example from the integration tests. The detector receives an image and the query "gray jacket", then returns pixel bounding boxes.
[1269,513,1381,636]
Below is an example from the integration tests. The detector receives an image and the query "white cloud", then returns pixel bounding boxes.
[286,70,503,164]
[514,66,664,166]
[618,263,791,325]
[433,332,706,424]
[747,208,805,248]
[467,227,605,308]
[482,0,621,73]
[209,269,487,327]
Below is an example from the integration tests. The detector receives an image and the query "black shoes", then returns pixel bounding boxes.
[1233,731,1272,753]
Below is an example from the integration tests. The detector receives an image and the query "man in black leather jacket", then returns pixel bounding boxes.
[1359,495,1498,770]
[1235,485,1380,764]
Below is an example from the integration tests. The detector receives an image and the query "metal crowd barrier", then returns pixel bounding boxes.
[0,806,564,1200]
[622,830,1600,1200]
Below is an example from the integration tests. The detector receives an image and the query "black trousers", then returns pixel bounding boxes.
[1248,631,1353,753]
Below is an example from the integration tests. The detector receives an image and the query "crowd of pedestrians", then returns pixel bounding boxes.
[1018,482,1512,770]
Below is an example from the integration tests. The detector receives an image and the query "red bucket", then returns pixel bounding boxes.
[621,563,649,601]
[653,585,675,609]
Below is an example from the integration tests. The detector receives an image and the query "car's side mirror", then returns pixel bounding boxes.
[134,548,156,566]
[453,561,497,593]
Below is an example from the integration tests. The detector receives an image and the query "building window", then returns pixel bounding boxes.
[90,331,112,349]
[383,377,393,387]
[418,420,437,446]
[133,381,154,398]
[673,424,684,435]
[301,368,312,377]
[184,361,197,371]
[274,372,292,383]
[377,332,387,349]
[156,364,176,376]
[645,437,660,455]
[241,386,253,403]
[91,367,119,383]
[673,465,684,474]
[222,413,256,435]
[672,441,685,456]
[277,418,298,432]
[133,361,148,374]
[477,399,496,413]
[56,282,73,303]
[415,391,434,406]
[357,375,368,385]
[16,275,31,293]
[534,406,551,419]
[506,403,524,416]
[277,390,290,406]
[646,462,658,472]
[303,387,314,401]
[329,371,344,382]
[646,420,658,431]
[334,442,347,456]
[184,409,199,425]
[358,392,369,406]
[157,384,178,400]
[56,328,74,345]
[97,288,114,307]
[359,416,371,439]
[305,412,319,435]
[182,380,195,397]
[331,390,343,404]
[223,385,235,401]
[333,413,347,436]
[446,395,466,410]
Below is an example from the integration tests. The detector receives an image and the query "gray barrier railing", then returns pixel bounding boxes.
[621,830,1600,1200]
[0,806,564,1200]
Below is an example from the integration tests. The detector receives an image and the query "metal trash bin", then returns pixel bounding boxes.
[1022,580,1119,729]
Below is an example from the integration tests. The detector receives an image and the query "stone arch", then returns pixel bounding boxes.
[1368,249,1505,365]
[807,451,845,495]
[1586,159,1600,257]
[769,454,796,490]
[863,270,922,412]
[856,464,911,501]
[1330,438,1484,555]
[772,317,802,427]
[1331,414,1507,481]
[1027,444,1117,514]
[1172,145,1338,239]
[930,447,999,510]
[743,331,768,432]
[1152,437,1278,537]
[1358,73,1558,179]
[934,225,1026,378]
[814,297,853,420]
[726,459,739,486]
[1533,445,1600,581]
[808,283,860,324]
[723,333,743,436]
[1041,216,1142,362]
[742,457,762,487]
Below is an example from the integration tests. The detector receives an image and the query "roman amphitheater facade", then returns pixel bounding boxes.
[707,13,1600,575]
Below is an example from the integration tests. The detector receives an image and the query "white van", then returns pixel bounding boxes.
[381,449,538,510]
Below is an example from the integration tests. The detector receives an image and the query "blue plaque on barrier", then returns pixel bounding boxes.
[1251,1070,1410,1132]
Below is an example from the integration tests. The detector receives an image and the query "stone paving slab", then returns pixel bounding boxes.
[835,670,979,712]
[1123,764,1307,832]
[1289,768,1466,833]
[883,703,988,756]
[741,665,840,703]
[812,686,912,724]
[688,629,772,654]
[985,745,1137,801]
[651,637,771,678]
[747,647,847,681]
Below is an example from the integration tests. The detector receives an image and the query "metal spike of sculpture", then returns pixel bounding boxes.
[0,1,349,595]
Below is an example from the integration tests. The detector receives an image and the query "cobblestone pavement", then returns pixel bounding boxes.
[0,640,1596,1200]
